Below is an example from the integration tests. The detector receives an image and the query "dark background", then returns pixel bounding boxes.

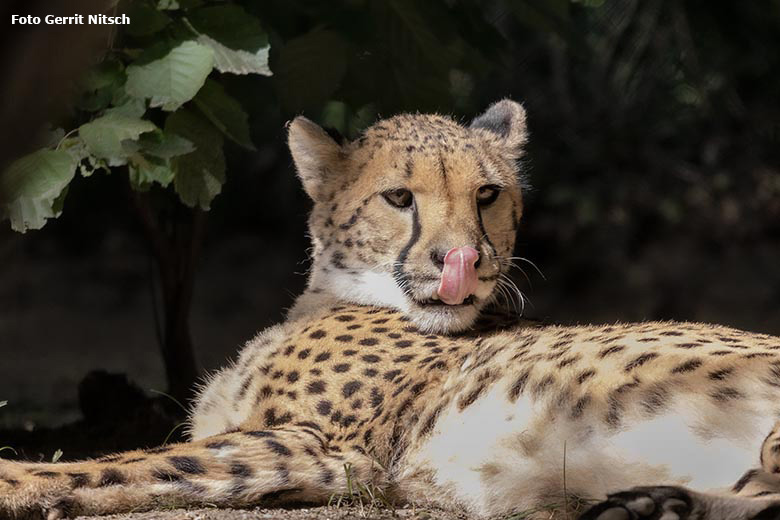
[1,0,779,456]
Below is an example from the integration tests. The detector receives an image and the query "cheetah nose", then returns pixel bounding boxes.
[437,247,479,305]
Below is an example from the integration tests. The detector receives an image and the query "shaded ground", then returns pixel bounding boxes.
[76,506,466,520]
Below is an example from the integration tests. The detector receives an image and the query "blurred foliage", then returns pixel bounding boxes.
[5,0,779,242]
[0,0,271,232]
[2,0,780,379]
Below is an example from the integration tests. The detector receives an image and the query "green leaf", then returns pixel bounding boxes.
[165,108,225,210]
[51,449,63,463]
[193,79,254,150]
[79,113,156,164]
[76,59,126,112]
[125,40,214,111]
[196,35,271,76]
[126,2,170,36]
[274,30,348,110]
[158,0,180,9]
[138,130,195,159]
[186,5,267,51]
[129,160,175,191]
[0,150,76,232]
[104,98,147,119]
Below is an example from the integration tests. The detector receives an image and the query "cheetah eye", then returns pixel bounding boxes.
[382,188,414,209]
[476,185,501,206]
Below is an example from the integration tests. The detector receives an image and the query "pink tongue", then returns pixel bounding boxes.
[437,247,479,305]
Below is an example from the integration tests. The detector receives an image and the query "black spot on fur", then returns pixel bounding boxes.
[260,487,304,503]
[152,469,182,482]
[34,471,59,478]
[297,349,311,359]
[229,462,253,478]
[255,385,274,402]
[362,354,381,363]
[383,369,401,382]
[370,387,384,408]
[364,368,378,377]
[335,315,355,322]
[395,340,413,348]
[577,369,596,384]
[508,371,531,401]
[458,386,485,410]
[266,440,293,457]
[598,345,625,358]
[67,472,90,487]
[168,456,206,475]
[307,380,327,394]
[314,352,331,362]
[320,469,335,484]
[410,382,426,395]
[571,395,591,419]
[317,400,333,416]
[244,430,276,438]
[672,359,703,374]
[342,381,363,398]
[359,338,379,347]
[265,408,293,427]
[98,468,126,486]
[624,352,659,372]
[309,329,327,339]
[708,367,733,380]
[711,387,744,402]
[333,363,351,373]
[640,384,670,415]
[335,335,354,342]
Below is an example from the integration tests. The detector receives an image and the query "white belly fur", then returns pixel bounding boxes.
[403,374,776,517]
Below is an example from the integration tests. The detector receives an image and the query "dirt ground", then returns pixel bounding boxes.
[77,506,467,520]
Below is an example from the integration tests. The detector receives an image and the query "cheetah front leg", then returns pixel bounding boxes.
[580,486,780,520]
[0,427,386,519]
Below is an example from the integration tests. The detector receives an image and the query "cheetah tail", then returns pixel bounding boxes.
[0,427,386,519]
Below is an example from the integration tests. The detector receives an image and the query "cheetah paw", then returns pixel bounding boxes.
[579,486,696,520]
[580,486,780,520]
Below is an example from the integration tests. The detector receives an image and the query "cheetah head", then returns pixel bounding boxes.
[288,100,527,333]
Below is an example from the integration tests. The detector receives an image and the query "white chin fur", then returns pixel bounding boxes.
[310,266,486,333]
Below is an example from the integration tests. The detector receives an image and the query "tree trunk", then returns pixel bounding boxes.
[129,185,203,405]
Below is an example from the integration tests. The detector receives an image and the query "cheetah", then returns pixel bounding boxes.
[2,100,780,520]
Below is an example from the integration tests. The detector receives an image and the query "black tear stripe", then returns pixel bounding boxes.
[393,199,421,290]
[476,205,497,259]
[438,154,451,199]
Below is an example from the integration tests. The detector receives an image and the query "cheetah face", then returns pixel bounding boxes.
[288,100,528,333]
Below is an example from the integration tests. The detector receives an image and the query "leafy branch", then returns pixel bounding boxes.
[0,0,272,402]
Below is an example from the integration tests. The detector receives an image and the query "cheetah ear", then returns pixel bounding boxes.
[470,99,528,155]
[288,116,344,202]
